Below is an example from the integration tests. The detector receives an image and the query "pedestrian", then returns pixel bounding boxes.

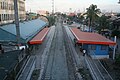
[83,49,86,56]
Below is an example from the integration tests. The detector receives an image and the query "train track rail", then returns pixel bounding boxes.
[41,19,80,80]
[63,26,78,80]
[17,26,55,80]
[41,25,57,80]
[17,56,36,80]
[85,55,113,80]
[63,26,83,80]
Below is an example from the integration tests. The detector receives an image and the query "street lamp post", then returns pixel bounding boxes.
[14,0,21,46]
[52,0,54,14]
[118,0,120,4]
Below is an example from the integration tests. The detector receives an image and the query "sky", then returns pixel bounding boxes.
[26,0,120,13]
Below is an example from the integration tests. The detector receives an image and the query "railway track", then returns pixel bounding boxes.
[41,25,57,80]
[63,26,78,80]
[63,25,83,80]
[38,26,55,80]
[41,18,79,80]
[17,26,55,80]
[85,55,113,80]
[17,56,36,80]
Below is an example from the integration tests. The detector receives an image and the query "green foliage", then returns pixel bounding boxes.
[47,15,56,27]
[111,30,120,37]
[84,4,101,32]
[85,4,101,26]
[96,15,110,31]
[67,15,76,21]
[115,55,120,66]
[61,14,67,18]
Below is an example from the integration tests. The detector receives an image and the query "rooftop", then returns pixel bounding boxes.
[70,28,116,45]
[0,19,48,43]
[29,28,49,44]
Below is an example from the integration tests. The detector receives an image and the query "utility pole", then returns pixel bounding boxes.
[52,0,54,14]
[14,0,21,45]
[113,36,117,60]
[118,0,120,4]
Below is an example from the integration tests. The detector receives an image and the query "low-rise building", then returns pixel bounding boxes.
[71,28,116,59]
[37,10,49,16]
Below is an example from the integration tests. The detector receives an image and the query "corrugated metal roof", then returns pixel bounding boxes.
[0,28,24,42]
[70,28,116,45]
[0,19,47,43]
[29,28,49,44]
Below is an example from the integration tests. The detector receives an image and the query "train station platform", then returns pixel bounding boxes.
[70,28,116,46]
[29,28,49,44]
[70,28,116,59]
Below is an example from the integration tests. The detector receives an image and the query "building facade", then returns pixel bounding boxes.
[0,0,25,25]
[71,28,116,59]
[37,10,49,16]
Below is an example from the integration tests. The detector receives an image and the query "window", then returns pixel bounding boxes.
[3,2,4,9]
[91,45,96,50]
[2,14,3,21]
[4,14,5,21]
[0,14,1,22]
[101,45,107,50]
[0,2,2,9]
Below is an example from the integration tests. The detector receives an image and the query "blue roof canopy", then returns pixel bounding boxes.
[0,19,47,43]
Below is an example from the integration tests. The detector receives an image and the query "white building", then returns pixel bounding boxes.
[37,10,49,16]
[0,0,26,25]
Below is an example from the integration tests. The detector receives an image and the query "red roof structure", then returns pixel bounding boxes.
[29,28,49,44]
[70,28,116,45]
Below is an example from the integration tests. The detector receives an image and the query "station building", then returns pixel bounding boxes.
[70,28,116,59]
[0,0,26,25]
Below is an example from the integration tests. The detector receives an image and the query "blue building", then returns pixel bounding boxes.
[70,28,116,59]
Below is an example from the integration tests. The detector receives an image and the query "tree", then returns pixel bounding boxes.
[97,15,109,32]
[61,13,67,18]
[85,4,101,32]
[47,15,55,27]
[79,15,85,23]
